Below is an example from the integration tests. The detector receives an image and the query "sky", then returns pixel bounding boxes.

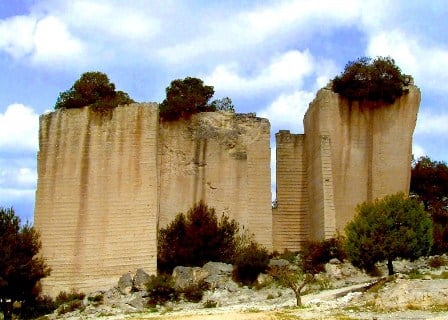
[0,0,447,222]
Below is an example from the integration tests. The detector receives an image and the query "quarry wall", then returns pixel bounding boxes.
[34,106,272,295]
[34,84,420,295]
[34,104,159,296]
[274,84,420,247]
[158,112,272,249]
[273,132,309,251]
[304,84,420,235]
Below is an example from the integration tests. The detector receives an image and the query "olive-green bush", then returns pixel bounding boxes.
[332,56,410,103]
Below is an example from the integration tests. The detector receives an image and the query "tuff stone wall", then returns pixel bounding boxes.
[34,107,272,295]
[273,84,420,251]
[304,84,420,235]
[158,112,272,249]
[34,83,420,293]
[273,131,309,250]
[34,104,159,296]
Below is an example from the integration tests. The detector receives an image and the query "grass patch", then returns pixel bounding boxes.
[432,271,448,279]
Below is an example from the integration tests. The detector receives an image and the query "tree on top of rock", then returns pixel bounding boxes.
[159,77,216,121]
[332,56,411,103]
[54,71,134,110]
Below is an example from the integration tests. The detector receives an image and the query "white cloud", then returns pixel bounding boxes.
[32,15,85,64]
[415,110,448,135]
[0,15,36,59]
[65,0,160,41]
[0,14,84,65]
[412,144,425,160]
[258,90,314,134]
[0,104,39,152]
[205,50,314,94]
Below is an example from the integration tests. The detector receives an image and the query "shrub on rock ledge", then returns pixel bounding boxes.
[332,56,410,103]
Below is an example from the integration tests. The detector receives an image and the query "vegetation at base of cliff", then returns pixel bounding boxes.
[159,77,235,121]
[0,207,51,320]
[344,192,433,276]
[332,56,410,103]
[269,236,346,306]
[411,156,448,254]
[157,201,269,284]
[54,71,135,110]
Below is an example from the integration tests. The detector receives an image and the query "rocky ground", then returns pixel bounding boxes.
[42,256,448,320]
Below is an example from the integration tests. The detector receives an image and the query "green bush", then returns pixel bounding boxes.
[158,201,239,273]
[332,56,410,103]
[54,290,86,315]
[146,274,177,307]
[428,256,447,268]
[18,295,56,319]
[178,282,209,303]
[159,77,215,121]
[345,193,433,275]
[203,300,217,308]
[233,240,270,285]
[55,71,134,110]
[300,236,347,274]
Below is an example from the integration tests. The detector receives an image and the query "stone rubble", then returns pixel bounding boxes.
[44,256,448,320]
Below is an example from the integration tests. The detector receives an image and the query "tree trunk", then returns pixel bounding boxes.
[295,291,302,306]
[387,258,394,275]
[1,300,13,320]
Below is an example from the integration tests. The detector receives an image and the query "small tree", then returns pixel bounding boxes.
[55,71,134,110]
[159,77,215,121]
[157,201,239,273]
[411,156,448,254]
[232,240,269,285]
[270,237,345,306]
[332,56,410,103]
[344,193,433,275]
[0,207,51,320]
[209,97,235,112]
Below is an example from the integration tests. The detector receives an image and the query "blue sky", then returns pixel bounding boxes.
[0,0,447,222]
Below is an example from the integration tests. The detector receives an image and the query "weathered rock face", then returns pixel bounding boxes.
[274,84,420,249]
[34,104,159,297]
[34,106,272,296]
[158,112,272,249]
[34,83,420,294]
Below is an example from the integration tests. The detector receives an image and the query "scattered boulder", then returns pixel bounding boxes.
[329,258,341,264]
[372,279,448,311]
[172,266,208,290]
[133,268,151,291]
[118,272,133,295]
[268,259,290,268]
[202,261,233,275]
[256,273,273,287]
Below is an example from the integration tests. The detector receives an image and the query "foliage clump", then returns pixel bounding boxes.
[54,290,86,315]
[55,71,134,110]
[332,56,410,103]
[269,237,344,306]
[157,201,239,273]
[344,192,433,275]
[158,202,269,285]
[145,274,178,307]
[0,207,51,320]
[232,240,269,285]
[159,77,235,121]
[411,156,448,254]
